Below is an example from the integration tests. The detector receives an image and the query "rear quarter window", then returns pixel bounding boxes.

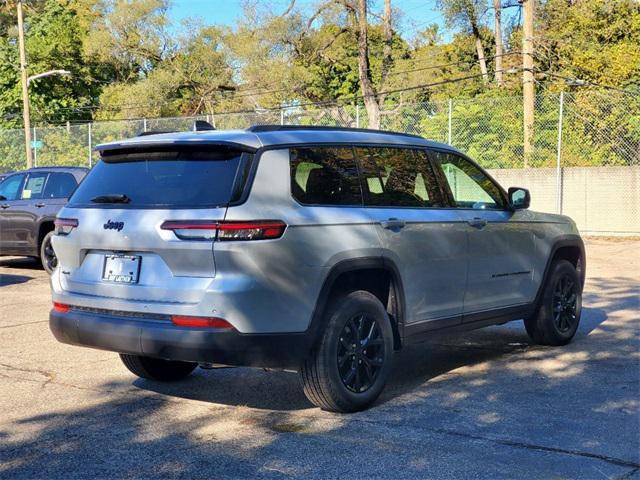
[68,148,251,208]
[290,147,362,206]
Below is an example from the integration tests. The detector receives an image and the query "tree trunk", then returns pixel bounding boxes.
[471,23,489,82]
[466,1,488,83]
[493,0,504,86]
[354,0,381,128]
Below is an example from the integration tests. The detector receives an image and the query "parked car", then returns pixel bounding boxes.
[49,126,585,412]
[0,166,88,273]
[0,171,13,182]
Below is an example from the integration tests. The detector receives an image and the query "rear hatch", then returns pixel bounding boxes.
[54,145,253,305]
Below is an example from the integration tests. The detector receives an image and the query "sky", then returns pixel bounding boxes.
[167,0,451,40]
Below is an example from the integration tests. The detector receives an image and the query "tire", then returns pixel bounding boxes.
[300,290,395,413]
[119,354,197,381]
[40,231,57,274]
[525,259,582,346]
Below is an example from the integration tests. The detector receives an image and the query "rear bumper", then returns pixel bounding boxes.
[50,309,312,369]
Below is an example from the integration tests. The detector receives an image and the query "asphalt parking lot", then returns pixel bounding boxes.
[0,238,638,479]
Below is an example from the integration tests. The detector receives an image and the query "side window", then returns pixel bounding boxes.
[431,151,505,210]
[22,172,48,200]
[355,147,442,207]
[43,173,78,199]
[290,147,362,205]
[0,174,26,201]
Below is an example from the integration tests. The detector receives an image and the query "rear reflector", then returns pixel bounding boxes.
[53,302,70,313]
[171,315,233,329]
[161,220,286,241]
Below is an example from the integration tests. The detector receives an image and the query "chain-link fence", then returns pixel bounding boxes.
[1,90,638,235]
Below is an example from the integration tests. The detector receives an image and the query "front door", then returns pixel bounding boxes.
[0,173,27,253]
[430,150,538,315]
[356,146,468,326]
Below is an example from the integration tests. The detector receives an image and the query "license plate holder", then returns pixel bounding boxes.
[102,254,141,284]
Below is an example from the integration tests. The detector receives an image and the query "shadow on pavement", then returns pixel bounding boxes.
[0,273,33,287]
[0,257,42,272]
[0,276,637,478]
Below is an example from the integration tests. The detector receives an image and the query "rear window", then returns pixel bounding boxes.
[69,148,250,208]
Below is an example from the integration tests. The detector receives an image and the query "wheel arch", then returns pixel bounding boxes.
[307,257,406,351]
[36,218,56,256]
[534,235,586,310]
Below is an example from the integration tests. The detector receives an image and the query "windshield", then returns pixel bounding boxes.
[68,148,251,208]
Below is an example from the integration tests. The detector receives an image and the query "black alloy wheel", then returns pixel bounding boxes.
[337,313,386,393]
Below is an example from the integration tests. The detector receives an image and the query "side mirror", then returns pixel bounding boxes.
[508,187,530,210]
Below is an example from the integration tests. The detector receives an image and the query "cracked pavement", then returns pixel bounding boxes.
[0,238,639,479]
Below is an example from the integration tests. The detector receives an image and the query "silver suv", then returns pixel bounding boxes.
[49,125,585,412]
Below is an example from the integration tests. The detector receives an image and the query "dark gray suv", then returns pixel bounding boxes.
[49,126,585,412]
[0,167,88,272]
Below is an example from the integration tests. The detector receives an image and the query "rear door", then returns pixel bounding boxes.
[8,171,50,252]
[357,146,468,326]
[430,150,538,314]
[54,147,251,305]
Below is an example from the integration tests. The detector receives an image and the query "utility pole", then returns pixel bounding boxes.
[522,0,535,168]
[17,0,33,169]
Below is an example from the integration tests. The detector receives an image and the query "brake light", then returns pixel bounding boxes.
[54,218,78,235]
[171,315,233,329]
[52,302,70,313]
[161,220,286,241]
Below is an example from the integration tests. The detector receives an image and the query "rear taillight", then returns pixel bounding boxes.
[171,315,233,329]
[54,218,78,235]
[161,220,286,241]
[52,302,70,313]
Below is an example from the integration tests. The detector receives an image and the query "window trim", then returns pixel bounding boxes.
[426,147,510,211]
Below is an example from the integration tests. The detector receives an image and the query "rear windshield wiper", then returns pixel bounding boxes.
[90,194,131,204]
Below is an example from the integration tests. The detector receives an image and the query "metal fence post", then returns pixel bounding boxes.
[447,98,453,145]
[280,109,285,126]
[33,126,37,167]
[143,118,147,132]
[88,123,92,168]
[356,104,360,128]
[556,92,564,214]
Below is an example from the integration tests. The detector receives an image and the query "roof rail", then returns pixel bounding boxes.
[246,124,424,139]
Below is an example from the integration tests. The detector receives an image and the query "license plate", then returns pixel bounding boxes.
[102,255,141,284]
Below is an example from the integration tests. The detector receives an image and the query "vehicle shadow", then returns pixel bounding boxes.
[136,303,609,412]
[0,273,33,287]
[0,278,636,479]
[0,256,42,271]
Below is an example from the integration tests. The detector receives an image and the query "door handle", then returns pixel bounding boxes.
[380,218,406,230]
[0,204,9,209]
[35,203,46,208]
[467,217,488,229]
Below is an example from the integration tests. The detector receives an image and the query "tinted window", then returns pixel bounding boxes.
[43,173,78,199]
[0,174,25,201]
[290,147,362,205]
[431,151,505,209]
[69,149,249,208]
[356,147,442,207]
[22,172,48,200]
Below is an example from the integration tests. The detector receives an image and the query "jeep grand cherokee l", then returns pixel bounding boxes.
[49,126,585,412]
